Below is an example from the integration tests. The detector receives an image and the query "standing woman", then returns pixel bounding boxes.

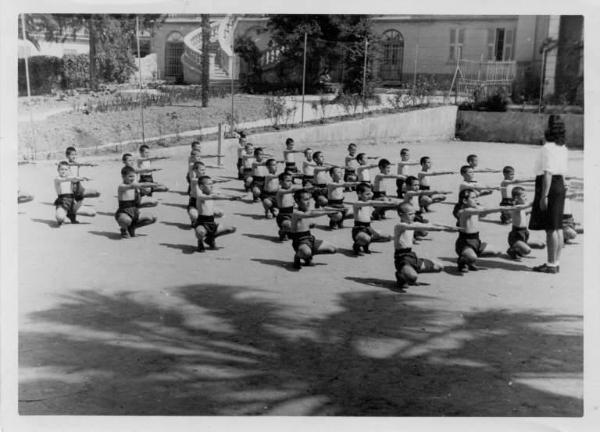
[529,115,568,273]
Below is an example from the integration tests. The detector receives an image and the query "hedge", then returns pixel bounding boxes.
[18,56,64,96]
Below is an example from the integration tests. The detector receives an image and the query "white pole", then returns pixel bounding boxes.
[231,36,235,133]
[20,14,35,159]
[301,32,307,125]
[362,38,368,116]
[136,16,145,144]
[538,48,547,114]
[413,44,418,90]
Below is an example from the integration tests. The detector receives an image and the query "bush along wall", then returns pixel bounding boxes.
[18,56,64,96]
[62,54,90,89]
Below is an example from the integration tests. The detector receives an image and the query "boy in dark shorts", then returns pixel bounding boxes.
[505,187,546,259]
[467,154,502,174]
[240,142,256,192]
[283,138,307,174]
[54,161,96,226]
[453,188,529,272]
[236,133,247,179]
[344,143,359,184]
[351,182,399,255]
[395,148,420,198]
[191,176,242,252]
[290,189,339,269]
[261,158,285,219]
[136,144,169,196]
[402,175,452,240]
[499,166,535,224]
[394,203,459,289]
[275,172,306,240]
[417,156,454,212]
[372,158,406,220]
[65,146,100,204]
[355,153,379,184]
[311,151,337,208]
[115,166,159,238]
[325,166,358,229]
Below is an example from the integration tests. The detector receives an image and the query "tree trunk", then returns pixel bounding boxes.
[88,15,97,91]
[201,14,210,107]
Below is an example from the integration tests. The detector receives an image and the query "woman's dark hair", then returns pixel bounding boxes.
[544,114,566,145]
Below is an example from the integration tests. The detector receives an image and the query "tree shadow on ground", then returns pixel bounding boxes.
[20,286,583,416]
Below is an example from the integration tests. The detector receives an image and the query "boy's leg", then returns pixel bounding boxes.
[371,227,392,243]
[563,226,577,243]
[294,244,313,268]
[418,258,444,273]
[116,214,133,238]
[76,206,96,217]
[480,242,501,257]
[83,188,101,198]
[251,186,262,202]
[139,197,158,208]
[213,224,236,239]
[396,264,418,288]
[458,247,478,271]
[55,207,68,226]
[129,212,156,237]
[509,240,531,257]
[188,207,199,225]
[328,211,343,229]
[279,219,292,241]
[353,231,371,254]
[313,238,337,255]
[195,226,208,252]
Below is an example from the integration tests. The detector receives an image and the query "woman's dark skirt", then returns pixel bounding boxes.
[529,174,565,231]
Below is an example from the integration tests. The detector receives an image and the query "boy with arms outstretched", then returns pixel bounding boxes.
[115,166,158,238]
[290,189,338,269]
[499,165,535,224]
[396,148,420,198]
[137,144,169,196]
[351,182,398,255]
[505,186,546,260]
[275,172,306,241]
[192,176,242,252]
[283,137,307,174]
[54,161,96,226]
[467,154,501,174]
[325,166,358,229]
[453,188,530,272]
[394,203,460,289]
[372,158,406,220]
[417,156,453,211]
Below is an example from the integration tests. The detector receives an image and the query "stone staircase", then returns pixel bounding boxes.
[181,15,240,90]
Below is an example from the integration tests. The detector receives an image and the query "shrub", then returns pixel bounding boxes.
[62,54,89,89]
[18,56,64,96]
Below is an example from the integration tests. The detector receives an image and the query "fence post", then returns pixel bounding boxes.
[136,16,145,145]
[301,32,307,125]
[218,123,223,166]
[362,38,368,117]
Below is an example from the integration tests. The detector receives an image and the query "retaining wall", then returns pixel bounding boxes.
[244,105,458,147]
[456,111,583,149]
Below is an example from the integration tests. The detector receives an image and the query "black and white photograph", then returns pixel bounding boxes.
[2,0,598,431]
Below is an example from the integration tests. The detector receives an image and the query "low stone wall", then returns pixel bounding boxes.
[456,111,583,149]
[245,105,458,147]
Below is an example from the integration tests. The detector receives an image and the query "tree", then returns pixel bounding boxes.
[201,14,210,107]
[19,14,163,90]
[266,15,378,94]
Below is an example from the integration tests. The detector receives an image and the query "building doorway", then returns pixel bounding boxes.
[380,30,404,82]
[165,32,184,83]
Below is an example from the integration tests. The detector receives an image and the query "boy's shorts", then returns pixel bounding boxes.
[302,175,314,187]
[285,162,298,173]
[193,215,219,239]
[500,197,514,206]
[115,201,140,224]
[54,194,77,214]
[344,169,357,182]
[261,190,277,205]
[327,198,347,214]
[312,185,328,206]
[562,214,575,230]
[291,231,316,253]
[352,221,375,241]
[72,181,85,201]
[394,248,434,273]
[252,176,265,191]
[455,232,484,256]
[276,206,293,228]
[508,226,529,246]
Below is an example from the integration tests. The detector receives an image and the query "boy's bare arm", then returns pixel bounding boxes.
[397,222,460,232]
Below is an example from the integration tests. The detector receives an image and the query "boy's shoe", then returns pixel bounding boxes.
[278,230,287,241]
[532,263,559,273]
[467,263,480,271]
[293,257,302,269]
[457,260,469,273]
[128,225,136,237]
[352,243,362,256]
[329,220,338,230]
[304,257,315,267]
[506,248,520,260]
[204,237,216,249]
[120,228,130,239]
[196,240,206,252]
[337,220,344,229]
[363,244,371,254]
[68,215,79,224]
[265,212,274,219]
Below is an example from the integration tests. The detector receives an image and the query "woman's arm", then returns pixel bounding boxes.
[539,171,552,211]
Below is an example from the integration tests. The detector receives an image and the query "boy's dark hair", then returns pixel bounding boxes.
[304,147,312,155]
[191,141,200,148]
[279,171,293,181]
[58,160,70,167]
[460,165,473,175]
[405,175,418,187]
[453,188,476,223]
[285,137,294,145]
[245,141,254,147]
[511,186,526,198]
[400,148,409,155]
[356,181,373,194]
[198,175,211,185]
[122,153,132,162]
[356,153,366,162]
[121,166,135,176]
[294,189,311,202]
[238,131,246,138]
[65,146,76,156]
[503,165,515,174]
[253,147,263,156]
[378,158,391,169]
[266,158,276,166]
[467,154,477,163]
[312,151,322,161]
[348,142,357,149]
[329,165,341,176]
[192,161,205,170]
[139,144,149,152]
[419,156,430,165]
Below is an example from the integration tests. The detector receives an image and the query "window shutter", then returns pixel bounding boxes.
[458,28,465,44]
[449,46,455,61]
[450,28,456,43]
[505,29,514,45]
[487,28,495,44]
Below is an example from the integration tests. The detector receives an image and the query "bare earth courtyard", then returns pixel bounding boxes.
[17,137,583,416]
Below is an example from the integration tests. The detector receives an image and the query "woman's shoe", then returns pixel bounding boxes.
[532,263,559,273]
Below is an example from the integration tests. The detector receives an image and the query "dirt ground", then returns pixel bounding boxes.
[17,137,583,416]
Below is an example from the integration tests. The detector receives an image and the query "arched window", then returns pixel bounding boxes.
[380,30,404,82]
[165,31,184,83]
